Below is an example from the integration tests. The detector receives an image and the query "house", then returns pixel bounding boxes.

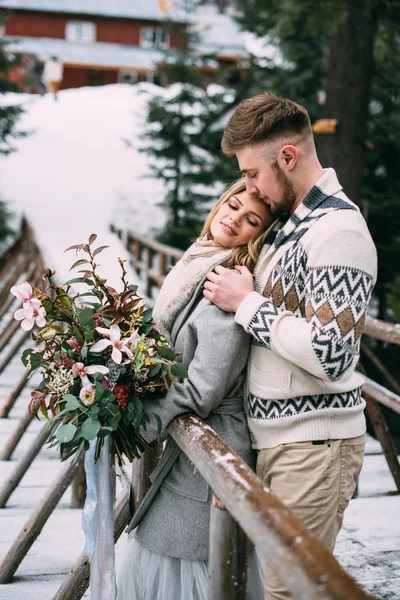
[1,0,249,90]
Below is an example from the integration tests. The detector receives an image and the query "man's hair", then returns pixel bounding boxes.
[221,92,313,157]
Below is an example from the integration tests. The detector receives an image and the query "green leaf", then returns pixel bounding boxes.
[21,348,33,367]
[63,394,81,410]
[78,307,95,326]
[142,308,153,323]
[56,423,77,443]
[171,363,188,378]
[157,345,176,361]
[93,245,110,257]
[149,365,161,377]
[81,417,101,440]
[95,380,105,400]
[65,277,87,285]
[70,259,90,271]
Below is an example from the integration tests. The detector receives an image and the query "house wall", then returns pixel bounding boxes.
[5,10,169,46]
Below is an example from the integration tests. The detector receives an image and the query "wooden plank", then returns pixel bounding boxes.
[362,376,400,415]
[364,316,400,345]
[0,368,31,419]
[0,456,83,583]
[0,422,56,507]
[0,408,34,461]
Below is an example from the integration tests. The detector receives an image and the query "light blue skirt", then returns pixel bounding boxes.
[116,532,265,600]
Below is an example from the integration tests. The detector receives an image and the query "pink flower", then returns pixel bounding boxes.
[90,324,134,365]
[10,282,33,309]
[79,385,96,406]
[67,336,81,352]
[71,362,109,387]
[14,298,47,331]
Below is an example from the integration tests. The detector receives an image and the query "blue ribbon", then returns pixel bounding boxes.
[82,438,116,599]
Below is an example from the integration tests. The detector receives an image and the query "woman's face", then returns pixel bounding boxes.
[210,189,272,248]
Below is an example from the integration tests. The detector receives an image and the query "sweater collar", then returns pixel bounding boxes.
[272,168,356,251]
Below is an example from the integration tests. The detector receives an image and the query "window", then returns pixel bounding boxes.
[119,71,139,85]
[140,27,169,49]
[66,21,96,43]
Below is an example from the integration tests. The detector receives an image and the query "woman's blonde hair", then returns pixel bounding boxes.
[201,178,272,273]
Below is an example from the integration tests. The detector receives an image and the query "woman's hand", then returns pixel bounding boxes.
[203,265,254,312]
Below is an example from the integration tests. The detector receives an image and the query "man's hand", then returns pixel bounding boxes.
[204,265,254,312]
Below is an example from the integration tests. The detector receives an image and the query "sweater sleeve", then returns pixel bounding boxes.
[235,228,377,382]
[141,300,250,443]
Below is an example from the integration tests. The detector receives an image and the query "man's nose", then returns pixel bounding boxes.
[246,180,258,196]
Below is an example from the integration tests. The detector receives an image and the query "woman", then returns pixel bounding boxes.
[117,178,273,600]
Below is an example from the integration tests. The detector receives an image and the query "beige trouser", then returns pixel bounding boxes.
[257,435,365,600]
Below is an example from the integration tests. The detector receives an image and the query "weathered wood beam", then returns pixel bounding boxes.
[169,415,374,600]
[364,316,400,345]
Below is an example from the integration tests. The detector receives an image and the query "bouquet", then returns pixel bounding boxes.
[11,234,187,464]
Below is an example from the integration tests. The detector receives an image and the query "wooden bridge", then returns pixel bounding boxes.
[0,221,399,600]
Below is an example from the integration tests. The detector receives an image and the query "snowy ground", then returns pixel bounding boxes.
[0,83,169,291]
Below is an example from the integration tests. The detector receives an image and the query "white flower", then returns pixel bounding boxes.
[129,330,141,351]
[71,362,109,387]
[80,385,96,406]
[90,324,134,365]
[14,298,47,331]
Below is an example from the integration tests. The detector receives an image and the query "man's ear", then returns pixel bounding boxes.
[278,145,298,171]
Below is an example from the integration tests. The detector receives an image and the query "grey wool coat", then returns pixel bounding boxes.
[126,271,255,561]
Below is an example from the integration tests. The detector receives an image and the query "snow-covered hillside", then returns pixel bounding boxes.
[0,84,168,289]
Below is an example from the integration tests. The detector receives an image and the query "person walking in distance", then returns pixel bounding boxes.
[204,91,377,600]
[42,56,63,100]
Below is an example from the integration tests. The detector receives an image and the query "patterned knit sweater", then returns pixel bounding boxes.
[235,168,377,449]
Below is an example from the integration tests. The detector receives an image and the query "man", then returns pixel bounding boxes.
[204,92,377,599]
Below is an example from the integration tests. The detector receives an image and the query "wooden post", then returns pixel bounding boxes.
[0,368,31,419]
[159,252,166,279]
[52,488,131,600]
[0,422,56,507]
[131,445,162,512]
[0,455,84,583]
[0,409,34,461]
[70,457,87,509]
[364,393,400,493]
[134,239,141,275]
[208,494,248,600]
[145,247,153,298]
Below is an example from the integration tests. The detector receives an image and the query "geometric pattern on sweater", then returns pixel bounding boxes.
[260,251,373,379]
[248,301,280,349]
[247,387,363,420]
[307,266,374,379]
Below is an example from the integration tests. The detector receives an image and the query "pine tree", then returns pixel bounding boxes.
[140,5,216,249]
[0,10,24,242]
[0,10,24,156]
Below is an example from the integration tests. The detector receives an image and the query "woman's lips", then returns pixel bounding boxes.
[221,222,236,235]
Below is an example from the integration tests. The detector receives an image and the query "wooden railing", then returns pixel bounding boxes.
[110,225,184,299]
[0,225,399,598]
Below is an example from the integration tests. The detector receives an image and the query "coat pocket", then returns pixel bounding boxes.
[161,452,210,502]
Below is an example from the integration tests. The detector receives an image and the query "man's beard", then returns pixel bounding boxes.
[270,161,297,217]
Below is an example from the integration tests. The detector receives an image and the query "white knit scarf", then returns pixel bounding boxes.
[153,236,231,339]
